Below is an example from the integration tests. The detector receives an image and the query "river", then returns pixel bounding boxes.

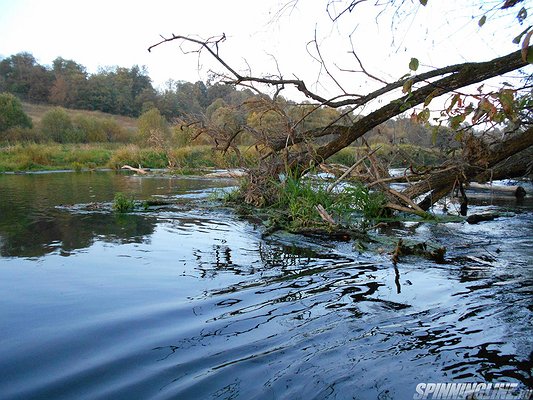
[0,171,531,399]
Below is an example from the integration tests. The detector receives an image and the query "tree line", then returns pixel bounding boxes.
[1,51,461,149]
[0,51,247,119]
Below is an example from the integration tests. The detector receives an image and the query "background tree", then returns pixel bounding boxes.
[0,53,53,102]
[49,57,89,108]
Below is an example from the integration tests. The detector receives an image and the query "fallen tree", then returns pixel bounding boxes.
[149,0,532,216]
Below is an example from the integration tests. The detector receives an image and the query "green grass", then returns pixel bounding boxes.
[0,143,114,171]
[267,176,387,231]
[0,143,259,172]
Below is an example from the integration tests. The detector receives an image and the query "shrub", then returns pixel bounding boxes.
[271,176,387,230]
[0,92,33,134]
[1,126,42,142]
[73,115,106,142]
[138,108,170,146]
[40,107,79,143]
[101,118,130,143]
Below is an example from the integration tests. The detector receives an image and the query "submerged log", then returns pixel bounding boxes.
[466,213,499,224]
[402,128,533,211]
[467,182,526,198]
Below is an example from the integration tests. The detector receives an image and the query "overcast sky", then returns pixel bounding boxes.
[0,0,530,100]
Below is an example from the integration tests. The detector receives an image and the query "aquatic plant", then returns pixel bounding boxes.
[112,192,135,213]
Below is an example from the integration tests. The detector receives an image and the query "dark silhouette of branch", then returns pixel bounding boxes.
[149,33,529,113]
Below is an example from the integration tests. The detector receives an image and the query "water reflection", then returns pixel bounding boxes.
[0,172,232,258]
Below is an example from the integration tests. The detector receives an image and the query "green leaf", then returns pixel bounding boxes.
[409,58,419,71]
[449,114,465,130]
[478,15,487,28]
[498,89,515,116]
[431,125,439,145]
[419,0,428,5]
[418,108,431,123]
[402,79,413,94]
[446,93,461,113]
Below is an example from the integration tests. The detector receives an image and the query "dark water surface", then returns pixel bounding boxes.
[0,172,531,399]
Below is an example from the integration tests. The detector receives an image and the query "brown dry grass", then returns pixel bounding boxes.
[22,102,138,131]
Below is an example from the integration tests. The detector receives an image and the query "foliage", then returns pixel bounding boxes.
[0,53,53,102]
[338,184,387,222]
[0,92,33,134]
[112,192,135,213]
[40,107,81,143]
[137,108,170,146]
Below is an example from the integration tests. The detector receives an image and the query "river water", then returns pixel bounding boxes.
[0,171,531,399]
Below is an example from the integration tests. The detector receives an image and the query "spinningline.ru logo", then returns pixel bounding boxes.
[413,382,532,400]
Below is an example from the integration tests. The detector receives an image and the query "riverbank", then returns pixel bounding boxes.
[0,142,447,173]
[0,143,256,173]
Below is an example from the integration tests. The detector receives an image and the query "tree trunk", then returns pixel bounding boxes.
[403,127,533,211]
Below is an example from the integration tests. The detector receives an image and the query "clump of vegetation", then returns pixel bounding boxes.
[0,93,33,138]
[112,192,135,213]
[235,175,387,232]
[338,183,387,222]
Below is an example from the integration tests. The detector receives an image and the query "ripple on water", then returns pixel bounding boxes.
[0,173,531,399]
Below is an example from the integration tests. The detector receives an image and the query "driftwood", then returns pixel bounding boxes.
[203,169,248,178]
[315,204,336,225]
[391,238,446,265]
[467,182,526,198]
[326,146,381,192]
[402,128,533,211]
[121,165,148,174]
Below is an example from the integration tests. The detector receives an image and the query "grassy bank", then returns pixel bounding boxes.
[22,102,138,131]
[0,142,447,173]
[0,143,259,172]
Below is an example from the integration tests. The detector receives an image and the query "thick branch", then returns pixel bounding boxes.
[403,126,533,210]
[313,48,530,162]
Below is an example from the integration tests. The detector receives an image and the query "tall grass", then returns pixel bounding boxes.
[271,176,386,230]
[0,142,261,172]
[0,143,114,171]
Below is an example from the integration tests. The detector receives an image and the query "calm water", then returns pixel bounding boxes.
[0,171,531,399]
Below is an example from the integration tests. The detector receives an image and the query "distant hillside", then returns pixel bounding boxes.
[22,102,138,131]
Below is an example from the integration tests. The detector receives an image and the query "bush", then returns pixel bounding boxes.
[101,118,131,143]
[271,176,387,230]
[40,107,81,143]
[73,115,106,142]
[138,108,170,146]
[1,126,42,142]
[0,92,33,134]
